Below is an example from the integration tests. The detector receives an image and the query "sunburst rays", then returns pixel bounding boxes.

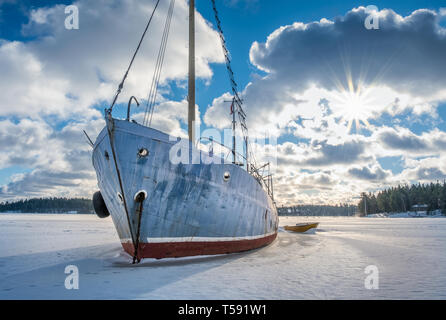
[329,71,375,133]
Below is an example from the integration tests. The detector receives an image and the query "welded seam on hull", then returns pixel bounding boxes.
[120,231,277,243]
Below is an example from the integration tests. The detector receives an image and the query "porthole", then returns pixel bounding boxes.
[138,148,149,158]
[104,151,109,160]
[117,192,123,203]
[223,171,230,181]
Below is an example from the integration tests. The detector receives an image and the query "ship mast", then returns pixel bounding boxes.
[188,0,195,142]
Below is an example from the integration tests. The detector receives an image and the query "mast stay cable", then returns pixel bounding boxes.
[144,0,176,126]
[107,0,161,113]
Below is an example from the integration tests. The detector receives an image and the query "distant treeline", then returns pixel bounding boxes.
[358,182,446,215]
[0,197,94,214]
[278,204,357,216]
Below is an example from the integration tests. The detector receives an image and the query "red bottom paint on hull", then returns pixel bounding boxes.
[122,233,277,259]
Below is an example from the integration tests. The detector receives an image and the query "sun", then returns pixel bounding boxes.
[330,78,373,133]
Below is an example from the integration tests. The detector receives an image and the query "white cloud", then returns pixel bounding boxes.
[0,0,225,200]
[3,3,446,205]
[132,99,201,138]
[250,8,446,96]
[201,7,446,204]
[29,7,56,24]
[0,118,104,200]
[0,0,223,119]
[206,7,446,135]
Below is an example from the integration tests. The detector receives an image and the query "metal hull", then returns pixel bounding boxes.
[92,118,278,259]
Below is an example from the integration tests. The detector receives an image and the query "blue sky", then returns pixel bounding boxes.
[1,0,446,204]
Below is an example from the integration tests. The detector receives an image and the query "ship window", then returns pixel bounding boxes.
[117,192,123,203]
[223,171,230,181]
[138,148,149,158]
[104,151,109,160]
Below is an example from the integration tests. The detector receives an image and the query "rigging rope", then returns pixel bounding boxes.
[143,0,176,126]
[211,1,272,199]
[108,0,161,113]
[211,0,255,168]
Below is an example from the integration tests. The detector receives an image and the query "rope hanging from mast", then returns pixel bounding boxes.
[211,0,242,106]
[211,0,251,169]
[144,0,176,126]
[211,1,271,199]
[107,0,161,113]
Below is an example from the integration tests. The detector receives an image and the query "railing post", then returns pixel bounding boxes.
[126,96,140,121]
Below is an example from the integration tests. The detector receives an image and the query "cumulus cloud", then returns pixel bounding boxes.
[206,7,446,135]
[378,128,428,151]
[373,127,446,155]
[3,3,446,205]
[0,119,53,169]
[250,7,446,96]
[0,0,222,118]
[303,139,367,167]
[0,0,224,200]
[276,137,370,169]
[395,155,446,183]
[1,169,96,198]
[298,172,335,190]
[348,165,389,181]
[201,6,446,204]
[0,118,104,199]
[132,99,201,138]
[411,167,446,180]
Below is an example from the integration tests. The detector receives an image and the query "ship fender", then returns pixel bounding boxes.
[92,191,110,218]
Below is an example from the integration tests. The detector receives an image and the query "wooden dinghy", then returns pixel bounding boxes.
[284,222,319,233]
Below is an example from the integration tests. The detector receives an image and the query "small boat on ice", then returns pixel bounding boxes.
[284,223,319,233]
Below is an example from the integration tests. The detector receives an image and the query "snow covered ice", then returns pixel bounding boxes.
[0,214,445,299]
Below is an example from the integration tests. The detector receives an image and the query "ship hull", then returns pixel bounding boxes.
[92,118,278,259]
[122,233,277,259]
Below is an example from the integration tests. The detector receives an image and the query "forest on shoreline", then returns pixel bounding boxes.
[3,182,446,216]
[358,182,446,215]
[0,197,93,214]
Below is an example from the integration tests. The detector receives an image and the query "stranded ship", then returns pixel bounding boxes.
[90,0,278,262]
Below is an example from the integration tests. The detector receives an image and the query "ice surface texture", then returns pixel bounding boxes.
[0,214,445,299]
